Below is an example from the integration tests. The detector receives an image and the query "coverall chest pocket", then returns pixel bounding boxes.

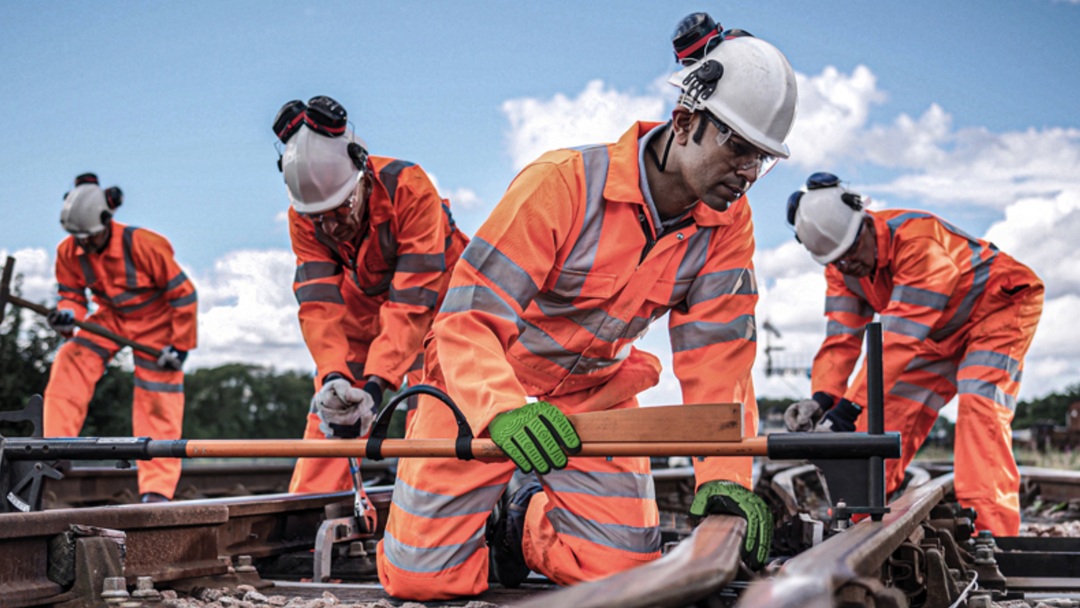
[547,267,617,305]
[353,241,395,293]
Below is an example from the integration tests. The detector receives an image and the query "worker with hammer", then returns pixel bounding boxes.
[783,173,1044,536]
[43,173,198,503]
[377,23,797,599]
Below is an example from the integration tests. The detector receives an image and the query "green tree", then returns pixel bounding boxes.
[1014,384,1080,429]
[0,276,62,436]
[182,364,313,439]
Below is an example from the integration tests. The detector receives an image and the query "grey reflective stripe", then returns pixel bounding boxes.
[959,379,1017,411]
[670,315,756,353]
[843,275,867,300]
[376,221,399,271]
[960,350,1022,383]
[515,319,628,375]
[929,245,993,341]
[378,160,416,205]
[391,477,505,519]
[78,254,96,286]
[58,283,82,294]
[891,285,950,311]
[389,286,439,309]
[675,227,714,280]
[825,296,873,317]
[397,253,446,273]
[133,356,164,372]
[543,469,655,500]
[686,269,757,308]
[72,336,111,361]
[98,291,163,314]
[346,361,365,381]
[881,315,931,340]
[441,286,526,334]
[890,381,947,411]
[547,507,660,554]
[885,212,934,239]
[460,237,539,310]
[905,357,958,388]
[134,377,183,393]
[122,226,139,288]
[552,145,609,297]
[408,352,424,372]
[294,284,344,305]
[111,286,155,305]
[826,320,866,338]
[165,271,189,292]
[169,292,197,308]
[294,262,341,283]
[381,527,486,574]
[533,296,629,344]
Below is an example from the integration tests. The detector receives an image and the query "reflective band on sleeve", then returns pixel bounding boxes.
[122,226,139,288]
[294,283,344,305]
[460,237,539,310]
[891,285,950,311]
[72,336,112,361]
[843,275,868,300]
[441,286,527,334]
[58,283,83,294]
[881,315,931,340]
[169,292,197,308]
[546,507,661,554]
[960,350,1022,383]
[890,381,947,411]
[78,255,97,286]
[397,253,447,273]
[408,352,424,372]
[552,145,609,297]
[669,315,756,353]
[826,319,866,338]
[391,477,505,519]
[381,527,487,573]
[825,295,874,317]
[542,469,656,500]
[294,261,341,283]
[959,379,1017,411]
[165,271,189,292]
[685,269,757,308]
[389,286,439,309]
[134,377,184,393]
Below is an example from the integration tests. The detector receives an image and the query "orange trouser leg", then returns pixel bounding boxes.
[856,351,958,495]
[953,287,1042,536]
[131,356,185,498]
[43,336,114,437]
[377,387,660,601]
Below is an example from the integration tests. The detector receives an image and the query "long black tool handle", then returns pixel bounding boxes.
[7,292,162,359]
[865,321,887,517]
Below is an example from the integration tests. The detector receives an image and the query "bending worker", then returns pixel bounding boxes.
[377,32,798,600]
[784,173,1043,535]
[44,173,197,503]
[274,96,467,493]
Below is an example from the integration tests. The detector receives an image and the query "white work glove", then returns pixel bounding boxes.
[784,399,824,432]
[157,345,187,371]
[47,309,76,337]
[314,377,379,439]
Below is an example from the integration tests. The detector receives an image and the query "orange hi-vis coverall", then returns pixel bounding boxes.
[377,122,760,600]
[43,222,198,499]
[288,156,468,494]
[812,209,1043,536]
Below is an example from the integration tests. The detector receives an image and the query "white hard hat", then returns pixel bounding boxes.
[281,126,367,215]
[787,173,866,265]
[668,35,798,158]
[60,183,111,237]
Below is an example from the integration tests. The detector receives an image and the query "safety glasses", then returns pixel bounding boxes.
[702,112,779,176]
[304,182,362,232]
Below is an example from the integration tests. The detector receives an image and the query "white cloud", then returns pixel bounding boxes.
[0,247,55,306]
[984,189,1080,299]
[501,79,668,171]
[785,65,887,168]
[426,173,485,211]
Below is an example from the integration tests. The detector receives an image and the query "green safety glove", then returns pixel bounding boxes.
[488,401,582,475]
[690,480,774,570]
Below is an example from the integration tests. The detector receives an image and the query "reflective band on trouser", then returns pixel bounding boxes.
[132,364,185,498]
[378,378,661,601]
[295,283,344,304]
[42,337,115,438]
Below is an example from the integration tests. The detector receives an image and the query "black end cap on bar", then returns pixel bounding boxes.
[767,432,901,460]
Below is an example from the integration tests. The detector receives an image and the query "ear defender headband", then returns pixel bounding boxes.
[786,172,863,243]
[274,96,363,172]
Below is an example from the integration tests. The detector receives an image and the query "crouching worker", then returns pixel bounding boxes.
[377,31,798,600]
[784,173,1043,535]
[44,173,197,502]
[274,96,468,493]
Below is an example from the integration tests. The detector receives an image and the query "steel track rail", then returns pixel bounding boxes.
[736,473,955,608]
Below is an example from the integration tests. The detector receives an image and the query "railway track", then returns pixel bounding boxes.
[2,462,1080,607]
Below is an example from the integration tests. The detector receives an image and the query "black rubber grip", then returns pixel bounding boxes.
[766,432,901,460]
[365,385,474,461]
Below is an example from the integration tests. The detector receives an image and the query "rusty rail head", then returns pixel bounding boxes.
[736,473,955,608]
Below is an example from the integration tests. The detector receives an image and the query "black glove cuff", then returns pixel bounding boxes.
[328,422,361,439]
[362,380,384,410]
[174,349,188,365]
[324,372,346,384]
[811,392,836,411]
[833,398,863,423]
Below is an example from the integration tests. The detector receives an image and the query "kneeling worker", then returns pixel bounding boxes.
[378,32,798,600]
[44,173,198,502]
[274,96,468,493]
[784,173,1043,535]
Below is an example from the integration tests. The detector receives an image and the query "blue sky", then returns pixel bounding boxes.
[3,0,1080,407]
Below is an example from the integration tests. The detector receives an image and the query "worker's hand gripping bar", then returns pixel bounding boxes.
[365,385,475,461]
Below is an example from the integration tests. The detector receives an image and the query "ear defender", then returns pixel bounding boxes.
[682,59,725,103]
[304,96,348,137]
[841,192,864,211]
[74,173,99,186]
[273,100,307,143]
[787,172,845,239]
[104,186,123,210]
[347,142,368,172]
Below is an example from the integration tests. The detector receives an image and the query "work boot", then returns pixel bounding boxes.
[140,492,170,503]
[487,479,543,588]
